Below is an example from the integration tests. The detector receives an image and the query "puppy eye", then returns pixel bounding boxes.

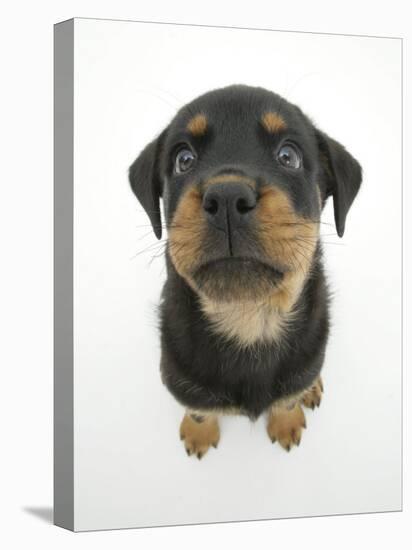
[174,148,196,174]
[277,143,302,170]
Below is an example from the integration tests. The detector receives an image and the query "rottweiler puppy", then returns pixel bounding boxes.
[129,85,362,458]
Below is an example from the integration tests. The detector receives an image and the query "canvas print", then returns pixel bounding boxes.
[54,18,402,531]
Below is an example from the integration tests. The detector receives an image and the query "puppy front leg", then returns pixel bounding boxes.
[267,399,306,452]
[179,410,220,459]
[300,376,324,409]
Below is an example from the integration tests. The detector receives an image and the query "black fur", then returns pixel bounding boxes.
[129,85,362,419]
[159,248,329,419]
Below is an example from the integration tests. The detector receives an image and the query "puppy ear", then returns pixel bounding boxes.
[129,129,168,239]
[316,129,362,237]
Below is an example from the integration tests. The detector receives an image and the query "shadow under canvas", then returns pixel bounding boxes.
[23,507,53,524]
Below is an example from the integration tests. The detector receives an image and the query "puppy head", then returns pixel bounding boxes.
[130,85,362,310]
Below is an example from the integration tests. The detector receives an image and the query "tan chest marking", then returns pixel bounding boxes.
[200,298,295,348]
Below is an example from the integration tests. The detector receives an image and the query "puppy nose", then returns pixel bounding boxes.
[202,183,257,229]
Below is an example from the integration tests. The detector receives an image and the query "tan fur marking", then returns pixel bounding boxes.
[261,112,287,133]
[300,376,323,409]
[205,174,256,189]
[180,411,220,459]
[195,184,319,345]
[168,185,205,283]
[200,298,294,348]
[187,114,208,136]
[257,185,319,312]
[169,183,319,345]
[267,399,306,451]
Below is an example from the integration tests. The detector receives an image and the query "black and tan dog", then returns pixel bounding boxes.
[129,85,361,458]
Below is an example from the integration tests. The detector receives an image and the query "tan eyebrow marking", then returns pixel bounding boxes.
[261,112,287,133]
[187,114,208,136]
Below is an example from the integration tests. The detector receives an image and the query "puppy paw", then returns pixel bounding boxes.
[301,377,323,410]
[179,413,220,459]
[267,402,306,451]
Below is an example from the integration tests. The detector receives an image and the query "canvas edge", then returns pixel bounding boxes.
[53,18,75,532]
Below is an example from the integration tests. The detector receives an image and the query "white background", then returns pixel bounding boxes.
[72,19,401,531]
[0,0,410,548]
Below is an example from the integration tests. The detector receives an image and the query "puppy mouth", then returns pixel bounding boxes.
[195,257,285,276]
[192,257,285,302]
